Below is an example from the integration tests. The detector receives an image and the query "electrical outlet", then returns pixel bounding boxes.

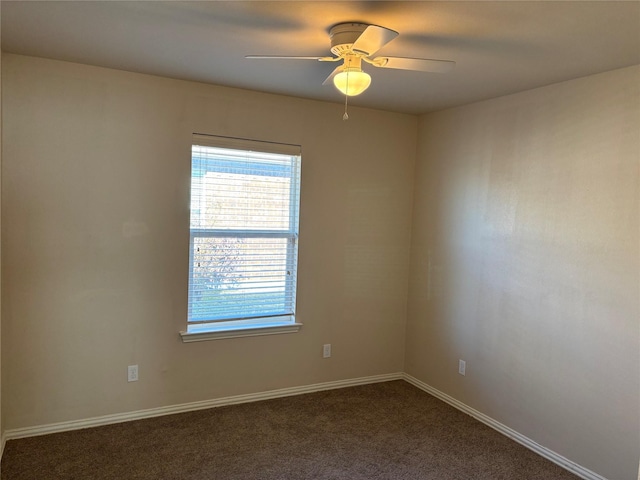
[128,364,139,382]
[458,359,466,376]
[323,344,331,358]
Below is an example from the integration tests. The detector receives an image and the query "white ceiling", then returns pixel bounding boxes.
[2,1,639,114]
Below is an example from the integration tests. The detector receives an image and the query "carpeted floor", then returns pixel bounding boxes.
[1,380,579,479]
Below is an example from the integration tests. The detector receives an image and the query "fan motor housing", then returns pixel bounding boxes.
[329,23,368,56]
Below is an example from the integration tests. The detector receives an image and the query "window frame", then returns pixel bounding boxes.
[180,134,302,342]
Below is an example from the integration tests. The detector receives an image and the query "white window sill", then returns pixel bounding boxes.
[180,321,302,342]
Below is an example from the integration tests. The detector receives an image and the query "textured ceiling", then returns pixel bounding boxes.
[2,1,639,114]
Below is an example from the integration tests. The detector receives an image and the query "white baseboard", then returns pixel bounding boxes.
[3,372,403,441]
[402,373,608,480]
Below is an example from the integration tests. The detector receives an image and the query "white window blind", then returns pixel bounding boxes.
[187,134,301,335]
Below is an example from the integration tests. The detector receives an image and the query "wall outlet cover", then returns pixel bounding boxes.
[458,359,466,376]
[128,365,139,382]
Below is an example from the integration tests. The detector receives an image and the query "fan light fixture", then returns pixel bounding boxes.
[333,69,371,96]
[333,55,371,97]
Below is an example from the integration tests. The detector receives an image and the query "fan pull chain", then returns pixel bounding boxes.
[343,94,349,120]
[343,69,349,120]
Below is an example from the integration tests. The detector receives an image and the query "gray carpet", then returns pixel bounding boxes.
[1,380,579,479]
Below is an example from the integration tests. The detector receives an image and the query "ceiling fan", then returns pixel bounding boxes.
[246,22,456,98]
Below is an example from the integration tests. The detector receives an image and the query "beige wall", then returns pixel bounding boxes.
[1,54,415,429]
[406,65,640,480]
[2,52,639,480]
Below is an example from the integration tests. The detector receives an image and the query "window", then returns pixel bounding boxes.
[181,134,302,341]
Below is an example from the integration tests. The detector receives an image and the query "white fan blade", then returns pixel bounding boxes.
[351,25,398,56]
[245,55,338,62]
[374,57,456,73]
[322,65,343,86]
